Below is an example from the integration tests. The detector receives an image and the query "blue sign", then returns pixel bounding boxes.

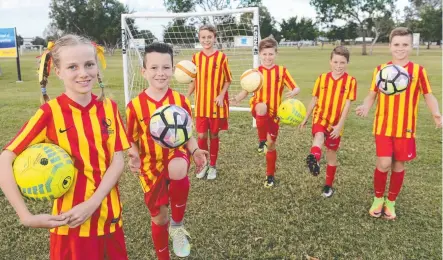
[0,28,18,57]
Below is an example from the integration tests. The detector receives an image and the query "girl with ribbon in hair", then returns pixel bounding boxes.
[0,34,130,260]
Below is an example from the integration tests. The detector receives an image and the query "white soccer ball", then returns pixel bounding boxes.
[240,69,263,93]
[174,60,197,84]
[376,64,410,95]
[150,105,193,148]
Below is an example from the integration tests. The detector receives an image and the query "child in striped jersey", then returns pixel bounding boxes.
[300,46,357,198]
[231,36,300,188]
[356,27,441,219]
[126,43,208,259]
[187,25,232,180]
[0,35,130,260]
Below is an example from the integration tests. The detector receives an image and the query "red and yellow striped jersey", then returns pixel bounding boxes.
[192,50,232,118]
[370,62,432,138]
[126,89,192,193]
[249,65,298,118]
[5,94,130,237]
[312,72,357,130]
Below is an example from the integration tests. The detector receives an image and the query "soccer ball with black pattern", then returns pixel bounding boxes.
[150,105,192,148]
[376,64,410,95]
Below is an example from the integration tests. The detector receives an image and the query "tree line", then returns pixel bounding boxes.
[19,0,442,55]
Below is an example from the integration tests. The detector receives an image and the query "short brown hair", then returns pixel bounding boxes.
[389,27,412,43]
[259,36,278,52]
[199,25,217,37]
[330,46,350,62]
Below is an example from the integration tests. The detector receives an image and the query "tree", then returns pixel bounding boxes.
[367,14,395,54]
[403,0,442,49]
[163,20,197,45]
[43,23,63,42]
[240,6,281,42]
[326,22,358,42]
[32,37,47,46]
[49,0,130,55]
[310,0,396,55]
[280,16,318,47]
[16,35,24,47]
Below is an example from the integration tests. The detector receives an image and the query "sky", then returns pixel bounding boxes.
[0,0,409,39]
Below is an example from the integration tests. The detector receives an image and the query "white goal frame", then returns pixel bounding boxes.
[121,7,260,112]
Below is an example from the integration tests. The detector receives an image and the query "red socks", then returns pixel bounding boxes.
[325,164,337,186]
[197,137,208,151]
[209,138,219,167]
[151,221,170,260]
[310,146,322,162]
[266,150,277,176]
[169,176,190,223]
[373,168,388,198]
[388,170,405,201]
[256,114,268,142]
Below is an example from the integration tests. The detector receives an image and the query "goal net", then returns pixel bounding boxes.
[121,7,260,111]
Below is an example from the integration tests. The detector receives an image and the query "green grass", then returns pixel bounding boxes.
[0,45,441,259]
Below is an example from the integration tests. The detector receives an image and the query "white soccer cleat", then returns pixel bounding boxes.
[169,225,191,257]
[207,167,217,180]
[196,164,209,179]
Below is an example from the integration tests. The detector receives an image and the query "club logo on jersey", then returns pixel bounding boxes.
[101,118,114,135]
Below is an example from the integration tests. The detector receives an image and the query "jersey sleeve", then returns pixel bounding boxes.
[184,97,193,118]
[283,68,297,90]
[125,103,140,144]
[370,67,380,92]
[223,56,233,82]
[113,104,130,152]
[4,107,49,155]
[348,77,357,101]
[418,67,432,94]
[312,75,321,97]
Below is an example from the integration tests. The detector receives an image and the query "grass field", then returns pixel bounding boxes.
[0,45,441,259]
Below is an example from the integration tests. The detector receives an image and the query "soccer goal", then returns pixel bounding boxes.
[20,45,43,55]
[121,7,260,112]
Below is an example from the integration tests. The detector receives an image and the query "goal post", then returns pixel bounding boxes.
[121,7,260,110]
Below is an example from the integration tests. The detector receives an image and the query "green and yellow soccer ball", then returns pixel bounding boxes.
[150,105,193,148]
[376,64,410,95]
[13,143,75,201]
[277,99,306,126]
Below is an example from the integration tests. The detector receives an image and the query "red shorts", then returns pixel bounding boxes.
[144,150,190,217]
[312,124,341,151]
[49,227,128,260]
[375,135,416,161]
[251,103,279,141]
[195,117,228,134]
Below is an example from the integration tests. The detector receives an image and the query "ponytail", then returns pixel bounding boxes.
[38,42,54,104]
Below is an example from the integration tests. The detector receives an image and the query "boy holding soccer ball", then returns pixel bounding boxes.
[299,46,357,198]
[126,42,208,259]
[356,27,442,219]
[187,25,232,180]
[0,35,130,259]
[231,36,300,188]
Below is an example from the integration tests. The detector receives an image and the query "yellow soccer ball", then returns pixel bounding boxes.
[13,143,75,201]
[174,60,197,84]
[277,99,306,126]
[240,69,263,92]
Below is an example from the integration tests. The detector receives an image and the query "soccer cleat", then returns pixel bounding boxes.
[369,197,385,218]
[169,225,191,257]
[257,140,268,155]
[264,175,275,188]
[322,185,334,198]
[383,198,396,220]
[207,166,217,180]
[306,154,320,176]
[196,164,209,179]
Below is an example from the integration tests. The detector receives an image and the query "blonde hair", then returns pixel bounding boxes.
[39,34,106,104]
[389,27,412,43]
[259,36,278,52]
[330,46,350,62]
[199,25,217,37]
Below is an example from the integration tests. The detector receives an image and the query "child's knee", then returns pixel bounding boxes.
[152,206,169,225]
